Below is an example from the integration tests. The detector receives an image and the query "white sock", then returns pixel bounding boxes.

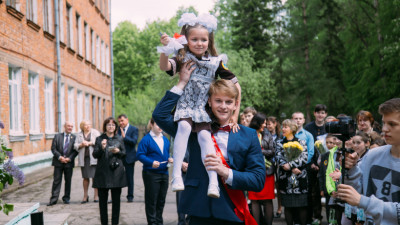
[197,130,218,186]
[172,120,192,180]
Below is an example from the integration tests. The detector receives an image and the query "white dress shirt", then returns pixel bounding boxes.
[150,131,164,154]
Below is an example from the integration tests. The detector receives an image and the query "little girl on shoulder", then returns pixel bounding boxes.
[158,13,241,198]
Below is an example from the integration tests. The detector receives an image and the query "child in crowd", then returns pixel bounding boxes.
[158,13,241,198]
[341,131,371,225]
[318,134,344,224]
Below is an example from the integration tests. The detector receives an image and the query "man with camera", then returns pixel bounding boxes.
[338,98,400,224]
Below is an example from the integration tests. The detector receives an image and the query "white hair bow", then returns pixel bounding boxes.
[178,13,218,33]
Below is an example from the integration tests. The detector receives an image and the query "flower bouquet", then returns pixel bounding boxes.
[282,141,304,188]
[315,140,327,155]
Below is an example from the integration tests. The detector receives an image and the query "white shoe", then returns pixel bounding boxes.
[171,177,185,192]
[207,184,220,198]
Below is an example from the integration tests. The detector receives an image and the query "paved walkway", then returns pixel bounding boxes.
[1,163,307,225]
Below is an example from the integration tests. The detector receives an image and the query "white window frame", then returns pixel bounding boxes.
[27,0,38,23]
[28,73,40,133]
[102,99,106,121]
[101,40,105,72]
[84,23,90,60]
[84,93,90,120]
[92,95,96,128]
[60,83,65,127]
[68,87,75,130]
[76,13,83,56]
[6,0,21,11]
[45,78,55,133]
[98,98,102,127]
[91,29,96,64]
[77,90,83,127]
[43,0,53,33]
[58,0,64,41]
[106,44,110,75]
[96,35,100,68]
[66,3,74,49]
[8,66,22,134]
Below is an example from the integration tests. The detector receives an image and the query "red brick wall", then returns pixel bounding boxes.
[0,0,112,157]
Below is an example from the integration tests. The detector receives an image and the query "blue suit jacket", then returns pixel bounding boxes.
[118,124,139,164]
[153,91,266,222]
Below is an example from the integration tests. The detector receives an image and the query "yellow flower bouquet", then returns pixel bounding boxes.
[282,141,304,162]
[314,140,327,154]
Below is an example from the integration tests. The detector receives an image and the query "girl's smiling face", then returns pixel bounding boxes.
[352,135,369,155]
[187,27,209,58]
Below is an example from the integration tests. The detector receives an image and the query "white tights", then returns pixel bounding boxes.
[172,120,218,186]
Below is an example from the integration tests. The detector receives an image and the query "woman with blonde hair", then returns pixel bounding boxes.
[74,120,100,203]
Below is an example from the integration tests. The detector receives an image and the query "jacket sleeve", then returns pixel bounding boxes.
[51,134,61,159]
[261,129,275,160]
[275,140,287,166]
[92,136,105,159]
[359,195,400,225]
[306,132,315,163]
[74,133,82,152]
[136,137,151,166]
[231,130,266,192]
[152,91,180,138]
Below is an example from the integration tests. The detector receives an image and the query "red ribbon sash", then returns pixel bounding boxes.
[211,134,257,225]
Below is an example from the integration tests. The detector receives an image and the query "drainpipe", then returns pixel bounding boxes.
[54,0,62,132]
[109,0,115,117]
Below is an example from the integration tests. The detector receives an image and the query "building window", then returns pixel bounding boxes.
[58,0,64,42]
[45,78,55,132]
[28,73,40,133]
[104,0,108,19]
[84,93,90,120]
[101,40,105,72]
[60,83,65,127]
[84,22,90,60]
[66,3,74,49]
[8,66,22,134]
[68,87,75,129]
[91,29,95,64]
[92,95,96,128]
[105,44,109,75]
[26,0,38,23]
[77,90,83,127]
[96,35,100,68]
[6,0,21,11]
[76,13,82,55]
[102,99,106,120]
[98,98,102,127]
[43,0,53,33]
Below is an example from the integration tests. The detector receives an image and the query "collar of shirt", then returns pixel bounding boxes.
[150,130,163,138]
[124,124,130,133]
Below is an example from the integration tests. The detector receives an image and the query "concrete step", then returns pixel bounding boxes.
[44,213,70,225]
[0,202,39,225]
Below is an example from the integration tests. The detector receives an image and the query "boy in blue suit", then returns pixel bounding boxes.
[153,62,266,225]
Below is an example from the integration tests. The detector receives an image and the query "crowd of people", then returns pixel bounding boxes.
[45,11,400,225]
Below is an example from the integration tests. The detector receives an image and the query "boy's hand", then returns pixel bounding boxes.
[337,184,361,206]
[160,33,169,46]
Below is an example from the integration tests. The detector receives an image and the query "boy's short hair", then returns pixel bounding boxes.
[378,98,400,115]
[314,104,327,113]
[244,106,257,115]
[282,119,298,135]
[208,79,239,100]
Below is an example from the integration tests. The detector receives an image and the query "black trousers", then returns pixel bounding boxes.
[307,167,322,222]
[98,188,122,225]
[124,162,135,200]
[142,170,169,225]
[49,166,73,204]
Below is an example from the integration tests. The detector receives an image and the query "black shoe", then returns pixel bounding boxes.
[127,198,133,202]
[274,212,282,218]
[94,199,99,203]
[81,196,89,204]
[63,200,70,204]
[47,202,56,206]
[108,200,112,204]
